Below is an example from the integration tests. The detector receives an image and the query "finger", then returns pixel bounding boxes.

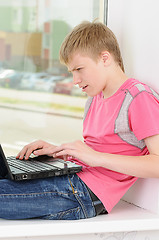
[52,143,74,155]
[16,146,30,160]
[53,149,75,158]
[33,147,52,156]
[17,141,44,160]
[20,147,34,160]
[63,155,69,161]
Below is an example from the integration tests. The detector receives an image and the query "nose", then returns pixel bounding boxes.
[72,72,82,85]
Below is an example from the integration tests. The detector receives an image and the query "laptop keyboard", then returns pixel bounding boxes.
[7,156,66,173]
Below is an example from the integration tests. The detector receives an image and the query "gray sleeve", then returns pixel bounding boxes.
[83,97,93,122]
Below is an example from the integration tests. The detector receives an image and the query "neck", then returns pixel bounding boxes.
[102,67,128,99]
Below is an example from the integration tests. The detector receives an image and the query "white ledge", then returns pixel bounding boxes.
[0,200,159,239]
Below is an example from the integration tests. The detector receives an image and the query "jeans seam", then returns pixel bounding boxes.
[0,191,72,197]
[68,175,89,218]
[41,206,81,220]
[74,193,88,218]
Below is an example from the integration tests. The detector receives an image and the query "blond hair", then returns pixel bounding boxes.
[59,21,124,72]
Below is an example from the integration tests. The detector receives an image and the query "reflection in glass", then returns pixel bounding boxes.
[0,0,104,155]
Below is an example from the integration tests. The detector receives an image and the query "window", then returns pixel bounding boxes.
[0,0,106,155]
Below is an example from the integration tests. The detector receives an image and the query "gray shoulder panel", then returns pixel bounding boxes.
[114,91,145,149]
[149,87,159,100]
[83,97,93,121]
[114,86,146,149]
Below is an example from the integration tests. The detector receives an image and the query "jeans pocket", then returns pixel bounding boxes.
[40,206,82,220]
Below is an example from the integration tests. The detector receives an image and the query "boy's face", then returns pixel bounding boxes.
[67,52,108,97]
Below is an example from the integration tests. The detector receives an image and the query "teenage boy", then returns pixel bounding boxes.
[1,21,159,220]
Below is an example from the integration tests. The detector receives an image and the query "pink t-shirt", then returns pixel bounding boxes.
[75,78,159,213]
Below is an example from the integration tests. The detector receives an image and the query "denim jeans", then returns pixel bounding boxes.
[0,174,96,220]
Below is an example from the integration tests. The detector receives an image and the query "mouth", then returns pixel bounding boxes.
[80,85,88,91]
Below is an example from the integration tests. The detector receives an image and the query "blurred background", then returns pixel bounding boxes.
[1,0,159,157]
[0,0,105,155]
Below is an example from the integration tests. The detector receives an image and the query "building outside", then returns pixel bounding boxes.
[0,0,100,73]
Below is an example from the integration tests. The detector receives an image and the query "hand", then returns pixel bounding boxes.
[16,140,57,160]
[39,140,99,167]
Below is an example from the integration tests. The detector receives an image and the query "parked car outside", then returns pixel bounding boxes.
[0,69,14,86]
[54,77,74,95]
[34,75,65,92]
[19,72,50,90]
[19,72,33,89]
[46,65,70,78]
[0,69,23,88]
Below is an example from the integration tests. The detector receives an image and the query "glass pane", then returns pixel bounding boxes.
[0,0,104,155]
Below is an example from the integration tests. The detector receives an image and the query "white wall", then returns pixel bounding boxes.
[107,0,159,215]
[107,0,159,91]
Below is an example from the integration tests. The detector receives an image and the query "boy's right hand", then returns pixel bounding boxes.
[16,140,56,160]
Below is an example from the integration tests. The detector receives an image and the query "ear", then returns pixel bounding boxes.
[101,51,111,66]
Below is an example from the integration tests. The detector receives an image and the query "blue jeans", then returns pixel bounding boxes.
[0,174,96,220]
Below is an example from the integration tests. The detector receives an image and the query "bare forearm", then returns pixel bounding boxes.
[97,152,159,178]
[39,137,159,178]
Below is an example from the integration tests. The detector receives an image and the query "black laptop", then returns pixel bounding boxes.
[0,145,82,181]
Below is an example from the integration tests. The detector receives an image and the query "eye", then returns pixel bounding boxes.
[77,67,83,72]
